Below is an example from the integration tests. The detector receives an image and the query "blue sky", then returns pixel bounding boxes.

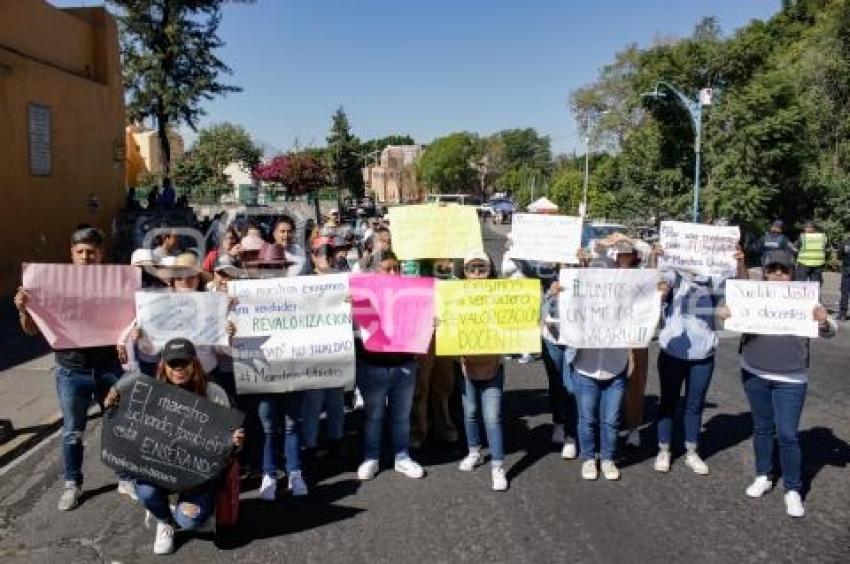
[53,0,779,155]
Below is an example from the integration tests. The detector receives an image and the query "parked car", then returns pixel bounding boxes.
[489,197,516,224]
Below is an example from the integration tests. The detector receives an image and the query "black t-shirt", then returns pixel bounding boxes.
[55,346,120,370]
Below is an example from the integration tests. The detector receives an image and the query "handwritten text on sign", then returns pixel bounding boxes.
[388,204,484,260]
[101,373,244,491]
[22,263,140,348]
[135,291,229,347]
[658,221,740,278]
[350,274,435,354]
[435,278,541,356]
[228,274,355,393]
[510,214,582,264]
[724,280,819,337]
[557,268,661,348]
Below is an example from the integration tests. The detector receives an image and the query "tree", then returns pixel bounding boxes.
[415,132,482,194]
[110,0,249,173]
[326,107,364,198]
[255,152,328,198]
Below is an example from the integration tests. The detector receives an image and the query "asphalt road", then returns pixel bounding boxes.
[0,222,848,563]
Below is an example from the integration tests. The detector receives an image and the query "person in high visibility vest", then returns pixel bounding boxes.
[794,220,827,284]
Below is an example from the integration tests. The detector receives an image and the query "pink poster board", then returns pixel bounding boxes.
[349,274,435,354]
[22,263,141,349]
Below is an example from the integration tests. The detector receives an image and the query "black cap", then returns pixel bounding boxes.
[763,250,795,269]
[71,227,104,246]
[161,338,196,363]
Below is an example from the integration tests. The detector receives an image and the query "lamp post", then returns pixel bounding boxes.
[641,81,713,222]
[581,110,609,218]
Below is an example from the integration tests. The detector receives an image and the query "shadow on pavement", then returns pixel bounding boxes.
[212,479,364,550]
[700,411,753,461]
[79,483,118,505]
[802,426,850,496]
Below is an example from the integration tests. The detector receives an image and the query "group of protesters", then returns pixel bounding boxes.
[13,208,838,554]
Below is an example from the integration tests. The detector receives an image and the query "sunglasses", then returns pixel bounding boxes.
[765,265,791,275]
[167,359,190,370]
[465,262,489,274]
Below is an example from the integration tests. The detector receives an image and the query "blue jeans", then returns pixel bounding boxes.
[656,351,714,449]
[301,387,345,449]
[574,371,627,461]
[256,392,303,475]
[55,365,122,483]
[136,481,215,530]
[542,339,577,434]
[460,367,505,462]
[356,360,417,461]
[741,370,807,492]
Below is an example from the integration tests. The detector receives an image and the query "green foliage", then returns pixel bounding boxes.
[110,0,248,172]
[326,107,365,199]
[415,132,482,194]
[359,135,416,158]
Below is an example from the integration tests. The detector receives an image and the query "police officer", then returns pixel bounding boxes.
[756,219,792,265]
[795,220,826,284]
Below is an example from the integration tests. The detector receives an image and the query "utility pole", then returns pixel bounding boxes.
[641,81,713,222]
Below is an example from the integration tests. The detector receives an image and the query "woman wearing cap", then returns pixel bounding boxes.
[719,250,835,517]
[652,239,747,475]
[355,251,426,480]
[550,236,635,480]
[104,338,245,554]
[238,243,309,501]
[455,253,509,490]
[300,242,347,456]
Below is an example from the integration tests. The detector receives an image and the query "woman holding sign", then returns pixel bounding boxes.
[719,250,836,518]
[355,251,426,481]
[104,339,245,555]
[456,252,508,491]
[653,240,747,476]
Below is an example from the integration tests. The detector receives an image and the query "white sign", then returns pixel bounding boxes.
[135,291,229,347]
[724,280,819,337]
[227,274,355,394]
[510,214,583,264]
[658,221,740,278]
[557,268,661,348]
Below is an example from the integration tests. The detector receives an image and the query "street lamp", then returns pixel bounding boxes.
[641,81,713,222]
[581,110,609,218]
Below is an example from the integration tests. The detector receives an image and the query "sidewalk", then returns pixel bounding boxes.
[0,300,56,466]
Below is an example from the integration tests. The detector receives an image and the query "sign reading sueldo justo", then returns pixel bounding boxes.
[101,373,244,491]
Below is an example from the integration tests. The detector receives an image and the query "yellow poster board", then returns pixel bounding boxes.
[435,278,542,356]
[387,204,484,259]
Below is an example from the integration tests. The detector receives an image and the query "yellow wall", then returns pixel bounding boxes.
[0,2,126,296]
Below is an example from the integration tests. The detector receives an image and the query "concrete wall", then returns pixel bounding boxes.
[0,2,126,295]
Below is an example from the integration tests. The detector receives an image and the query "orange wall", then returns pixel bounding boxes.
[0,4,126,296]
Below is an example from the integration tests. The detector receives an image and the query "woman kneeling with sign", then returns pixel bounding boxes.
[105,339,245,555]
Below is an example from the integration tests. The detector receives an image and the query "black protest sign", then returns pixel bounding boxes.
[101,373,244,491]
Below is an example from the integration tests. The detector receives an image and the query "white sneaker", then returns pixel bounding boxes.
[601,460,620,480]
[685,451,710,475]
[517,353,534,364]
[625,430,641,449]
[581,459,598,480]
[458,450,483,472]
[561,437,577,459]
[491,466,508,491]
[353,388,365,410]
[288,471,308,496]
[117,479,138,501]
[654,449,671,473]
[57,481,82,511]
[153,521,175,555]
[745,475,773,498]
[394,457,425,479]
[551,424,565,445]
[784,491,805,518]
[259,473,277,501]
[357,459,379,481]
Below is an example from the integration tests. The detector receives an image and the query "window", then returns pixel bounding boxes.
[28,104,51,176]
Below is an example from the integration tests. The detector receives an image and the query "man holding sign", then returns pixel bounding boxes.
[14,228,135,512]
[719,250,836,518]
